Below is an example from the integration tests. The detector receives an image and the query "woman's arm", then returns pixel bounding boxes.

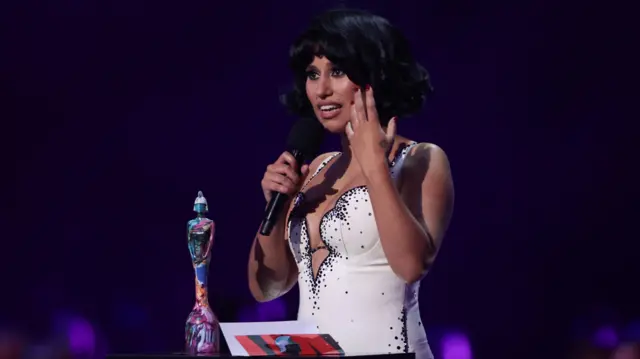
[247,153,332,302]
[364,143,454,283]
[248,204,299,302]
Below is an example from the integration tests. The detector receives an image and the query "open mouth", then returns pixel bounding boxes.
[318,104,343,119]
[319,104,342,112]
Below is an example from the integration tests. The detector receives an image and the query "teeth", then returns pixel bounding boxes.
[320,105,340,111]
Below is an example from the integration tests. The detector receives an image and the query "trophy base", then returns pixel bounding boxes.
[185,346,218,355]
[185,321,220,355]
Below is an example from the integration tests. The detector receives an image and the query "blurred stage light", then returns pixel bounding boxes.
[53,312,96,357]
[441,331,472,359]
[256,299,286,321]
[67,317,95,356]
[592,325,618,348]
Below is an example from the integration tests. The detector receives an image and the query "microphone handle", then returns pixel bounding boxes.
[259,149,305,236]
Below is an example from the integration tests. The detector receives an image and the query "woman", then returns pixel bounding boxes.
[248,8,454,359]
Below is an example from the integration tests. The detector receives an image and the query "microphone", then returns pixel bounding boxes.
[259,118,325,236]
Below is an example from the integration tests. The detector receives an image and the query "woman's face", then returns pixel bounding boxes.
[305,56,358,133]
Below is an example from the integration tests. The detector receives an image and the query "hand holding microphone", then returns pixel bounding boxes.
[261,152,309,203]
[259,118,324,236]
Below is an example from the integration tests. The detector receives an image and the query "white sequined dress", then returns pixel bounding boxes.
[287,142,433,359]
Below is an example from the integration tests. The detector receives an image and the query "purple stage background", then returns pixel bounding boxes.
[1,0,635,358]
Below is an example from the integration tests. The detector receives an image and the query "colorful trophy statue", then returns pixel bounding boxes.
[185,191,219,354]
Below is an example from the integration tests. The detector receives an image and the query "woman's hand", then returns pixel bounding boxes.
[261,151,309,202]
[345,85,397,178]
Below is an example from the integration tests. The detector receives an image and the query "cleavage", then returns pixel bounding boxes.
[300,178,364,280]
[296,154,362,279]
[296,185,335,280]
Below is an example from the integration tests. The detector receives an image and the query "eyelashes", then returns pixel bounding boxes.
[306,71,320,80]
[306,69,346,80]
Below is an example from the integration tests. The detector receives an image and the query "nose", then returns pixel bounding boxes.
[315,75,333,99]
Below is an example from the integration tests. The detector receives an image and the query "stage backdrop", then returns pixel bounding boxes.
[1,0,635,358]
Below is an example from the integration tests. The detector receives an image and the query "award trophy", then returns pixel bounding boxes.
[185,191,219,354]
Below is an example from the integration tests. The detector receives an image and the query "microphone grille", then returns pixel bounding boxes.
[286,118,325,161]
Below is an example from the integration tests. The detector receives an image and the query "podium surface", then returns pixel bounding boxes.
[106,353,415,359]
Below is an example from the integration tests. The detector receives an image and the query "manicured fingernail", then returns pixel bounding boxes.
[365,84,371,90]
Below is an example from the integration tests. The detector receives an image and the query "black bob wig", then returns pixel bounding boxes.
[281,8,434,126]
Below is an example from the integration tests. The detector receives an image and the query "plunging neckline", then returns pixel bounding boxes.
[289,142,417,282]
[292,153,355,282]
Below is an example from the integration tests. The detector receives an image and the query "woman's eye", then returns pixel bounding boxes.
[331,69,345,77]
[306,71,319,80]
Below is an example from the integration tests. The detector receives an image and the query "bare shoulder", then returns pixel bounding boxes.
[400,142,455,249]
[400,142,454,235]
[404,142,451,177]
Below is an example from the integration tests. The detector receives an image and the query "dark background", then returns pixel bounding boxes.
[1,0,636,358]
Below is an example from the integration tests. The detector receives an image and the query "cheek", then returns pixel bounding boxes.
[342,90,355,105]
[305,81,315,103]
[336,79,357,104]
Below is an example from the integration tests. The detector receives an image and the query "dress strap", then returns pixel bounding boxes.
[301,152,341,191]
[389,141,419,179]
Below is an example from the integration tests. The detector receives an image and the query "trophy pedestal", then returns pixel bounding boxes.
[108,331,415,359]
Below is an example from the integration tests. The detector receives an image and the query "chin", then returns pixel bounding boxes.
[316,116,349,134]
[321,122,347,134]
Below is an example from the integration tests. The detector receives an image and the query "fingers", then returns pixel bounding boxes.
[300,164,310,177]
[364,85,380,125]
[275,151,298,169]
[266,163,300,185]
[353,85,380,126]
[262,153,307,196]
[353,88,368,124]
[349,103,359,131]
[262,171,295,194]
[345,121,355,139]
[386,117,397,142]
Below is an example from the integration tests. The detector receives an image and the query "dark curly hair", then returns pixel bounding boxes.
[281,8,433,126]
